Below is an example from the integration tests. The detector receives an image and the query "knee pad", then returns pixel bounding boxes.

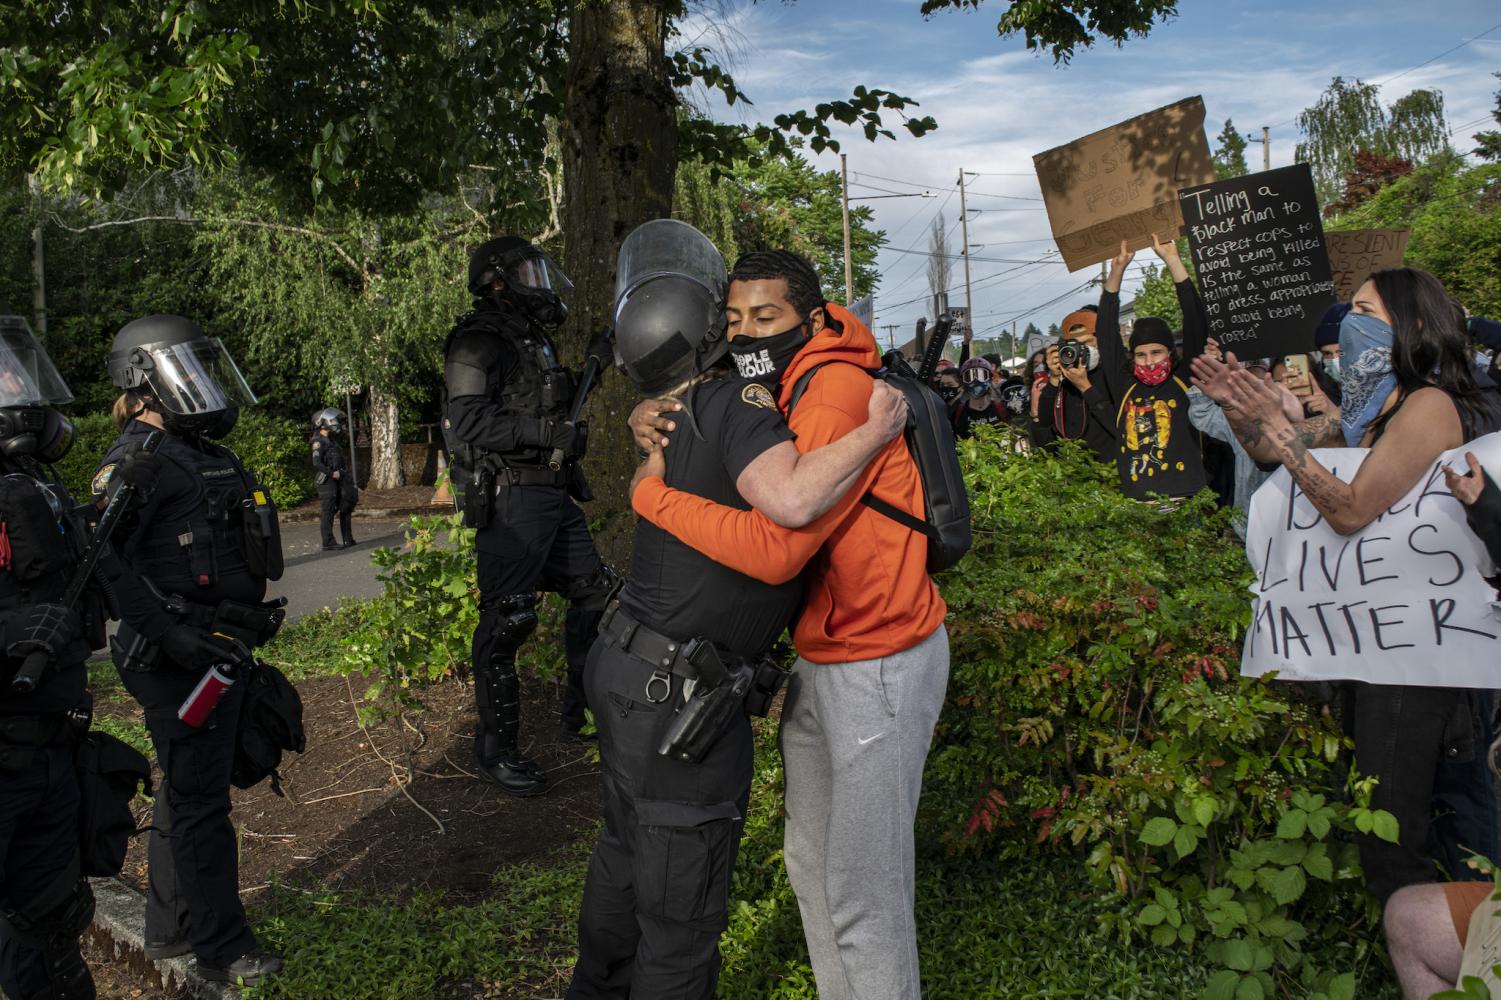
[485,594,538,656]
[564,563,622,612]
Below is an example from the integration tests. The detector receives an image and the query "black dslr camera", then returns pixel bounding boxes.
[1057,339,1093,369]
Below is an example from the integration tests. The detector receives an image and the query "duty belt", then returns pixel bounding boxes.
[598,600,730,703]
[499,465,570,488]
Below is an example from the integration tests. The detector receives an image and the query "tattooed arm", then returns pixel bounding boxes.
[1227,374,1462,535]
[1191,352,1333,462]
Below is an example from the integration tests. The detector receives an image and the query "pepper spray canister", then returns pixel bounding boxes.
[178,662,238,727]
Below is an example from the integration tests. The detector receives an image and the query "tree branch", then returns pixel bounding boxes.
[45,213,363,273]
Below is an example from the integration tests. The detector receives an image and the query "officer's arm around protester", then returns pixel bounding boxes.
[568,220,810,999]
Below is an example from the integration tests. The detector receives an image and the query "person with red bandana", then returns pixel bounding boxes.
[1094,235,1209,500]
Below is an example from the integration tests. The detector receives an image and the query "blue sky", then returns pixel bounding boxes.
[675,0,1501,348]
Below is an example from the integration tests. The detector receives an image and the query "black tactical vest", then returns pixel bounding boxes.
[0,456,94,714]
[443,304,574,465]
[101,424,267,609]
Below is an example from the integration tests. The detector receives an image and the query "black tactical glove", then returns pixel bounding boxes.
[586,327,615,370]
[116,442,162,496]
[571,420,589,460]
[526,418,578,455]
[5,603,82,660]
[158,625,251,671]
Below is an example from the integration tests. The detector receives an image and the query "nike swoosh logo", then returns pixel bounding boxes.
[857,733,885,746]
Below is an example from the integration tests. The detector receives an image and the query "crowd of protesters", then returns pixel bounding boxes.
[910,243,1501,999]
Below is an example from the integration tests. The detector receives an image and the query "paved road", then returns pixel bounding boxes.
[266,515,416,621]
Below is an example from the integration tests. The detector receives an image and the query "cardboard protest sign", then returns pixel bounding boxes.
[1241,432,1501,688]
[1034,97,1216,273]
[1179,163,1337,360]
[1325,228,1409,303]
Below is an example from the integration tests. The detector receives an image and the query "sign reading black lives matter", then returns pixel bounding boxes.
[1241,432,1501,688]
[1178,163,1336,360]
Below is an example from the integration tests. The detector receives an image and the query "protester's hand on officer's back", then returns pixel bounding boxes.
[629,398,683,451]
[629,445,667,502]
[6,603,82,659]
[866,381,909,444]
[117,442,162,496]
[160,624,251,671]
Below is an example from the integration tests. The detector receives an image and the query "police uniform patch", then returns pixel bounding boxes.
[740,383,777,410]
[91,464,115,497]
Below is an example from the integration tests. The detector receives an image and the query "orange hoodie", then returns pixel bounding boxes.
[632,303,947,663]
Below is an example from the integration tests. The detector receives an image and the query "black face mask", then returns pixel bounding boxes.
[938,385,961,404]
[728,321,809,387]
[501,288,568,328]
[162,405,237,440]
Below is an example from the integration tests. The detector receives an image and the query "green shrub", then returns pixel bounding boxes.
[52,408,313,508]
[924,427,1394,998]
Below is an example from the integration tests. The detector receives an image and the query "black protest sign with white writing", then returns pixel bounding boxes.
[1241,433,1501,688]
[1178,164,1336,360]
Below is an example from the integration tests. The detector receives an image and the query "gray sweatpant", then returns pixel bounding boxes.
[780,625,950,1000]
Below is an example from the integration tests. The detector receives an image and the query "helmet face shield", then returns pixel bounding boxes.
[0,317,73,406]
[614,219,727,309]
[141,337,257,415]
[505,249,573,299]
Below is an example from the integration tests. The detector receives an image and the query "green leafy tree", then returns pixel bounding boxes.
[1331,152,1501,318]
[675,144,886,301]
[1295,77,1450,205]
[1474,72,1501,162]
[1213,118,1249,180]
[918,0,1180,62]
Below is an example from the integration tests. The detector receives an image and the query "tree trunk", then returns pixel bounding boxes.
[562,0,677,559]
[27,175,46,342]
[367,384,404,488]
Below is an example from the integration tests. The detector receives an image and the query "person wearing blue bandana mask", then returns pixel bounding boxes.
[1192,267,1501,914]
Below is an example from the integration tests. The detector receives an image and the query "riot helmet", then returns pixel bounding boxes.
[109,315,257,438]
[612,219,729,395]
[313,407,342,433]
[468,236,573,327]
[0,308,77,461]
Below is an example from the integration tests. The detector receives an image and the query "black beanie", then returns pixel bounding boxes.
[1129,317,1174,352]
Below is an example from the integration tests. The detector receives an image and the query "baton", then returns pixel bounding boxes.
[11,431,164,693]
[916,315,955,383]
[548,331,613,472]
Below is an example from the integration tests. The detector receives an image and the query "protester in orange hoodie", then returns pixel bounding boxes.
[629,250,949,1000]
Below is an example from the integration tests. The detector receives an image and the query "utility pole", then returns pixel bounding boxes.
[1248,126,1271,172]
[840,154,854,305]
[957,168,974,338]
[881,324,900,350]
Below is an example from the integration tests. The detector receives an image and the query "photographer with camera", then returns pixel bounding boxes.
[1029,307,1117,461]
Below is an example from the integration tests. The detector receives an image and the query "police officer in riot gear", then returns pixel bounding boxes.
[568,222,907,998]
[96,315,286,986]
[310,407,356,551]
[443,237,617,797]
[0,309,114,1000]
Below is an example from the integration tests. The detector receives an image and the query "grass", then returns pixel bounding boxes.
[260,598,380,682]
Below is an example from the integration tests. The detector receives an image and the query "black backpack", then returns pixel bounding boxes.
[75,730,152,877]
[232,661,306,797]
[785,361,972,572]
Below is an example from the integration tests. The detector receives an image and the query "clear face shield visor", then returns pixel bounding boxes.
[614,219,727,316]
[140,338,258,415]
[504,249,574,299]
[0,318,73,407]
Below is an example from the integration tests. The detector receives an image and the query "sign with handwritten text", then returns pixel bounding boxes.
[1033,97,1216,273]
[1179,163,1336,360]
[1242,433,1501,688]
[1325,228,1410,303]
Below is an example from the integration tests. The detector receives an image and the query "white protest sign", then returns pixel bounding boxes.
[1241,432,1501,687]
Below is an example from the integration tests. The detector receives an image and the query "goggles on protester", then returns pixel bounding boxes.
[961,367,992,385]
